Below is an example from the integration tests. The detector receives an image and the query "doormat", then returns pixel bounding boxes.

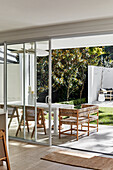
[41,150,113,170]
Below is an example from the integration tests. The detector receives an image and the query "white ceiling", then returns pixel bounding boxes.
[0,0,113,32]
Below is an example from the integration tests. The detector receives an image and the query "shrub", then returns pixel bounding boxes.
[73,98,86,106]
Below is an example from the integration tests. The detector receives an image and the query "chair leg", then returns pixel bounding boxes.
[59,116,61,139]
[77,113,79,140]
[71,124,72,134]
[31,126,35,138]
[81,124,82,130]
[2,130,11,170]
[97,111,99,132]
[88,114,89,136]
[41,112,46,135]
[26,120,29,133]
[77,123,78,140]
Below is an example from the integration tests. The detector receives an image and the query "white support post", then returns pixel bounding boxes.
[49,39,52,146]
[23,43,26,139]
[4,42,7,111]
[34,42,37,141]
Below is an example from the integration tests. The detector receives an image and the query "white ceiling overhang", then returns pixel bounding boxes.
[51,34,113,49]
[0,0,113,32]
[7,33,113,52]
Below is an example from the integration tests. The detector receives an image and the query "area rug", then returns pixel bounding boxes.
[41,150,113,170]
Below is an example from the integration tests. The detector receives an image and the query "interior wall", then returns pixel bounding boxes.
[88,66,113,103]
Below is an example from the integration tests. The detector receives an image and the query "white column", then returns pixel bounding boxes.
[49,40,52,146]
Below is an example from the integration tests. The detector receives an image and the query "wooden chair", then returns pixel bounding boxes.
[16,106,46,138]
[0,130,11,170]
[59,105,99,140]
[25,106,46,138]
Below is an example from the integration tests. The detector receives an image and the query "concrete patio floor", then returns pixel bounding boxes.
[58,125,113,155]
[8,116,113,155]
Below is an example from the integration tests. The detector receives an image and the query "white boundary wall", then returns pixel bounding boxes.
[88,66,113,103]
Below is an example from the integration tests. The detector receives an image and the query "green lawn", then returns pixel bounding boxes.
[91,107,113,126]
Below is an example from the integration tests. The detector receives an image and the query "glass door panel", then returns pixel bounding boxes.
[7,44,24,139]
[6,40,52,145]
[24,42,36,140]
[0,46,4,107]
[36,40,50,144]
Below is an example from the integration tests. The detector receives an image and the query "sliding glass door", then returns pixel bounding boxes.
[5,40,52,145]
[35,40,51,145]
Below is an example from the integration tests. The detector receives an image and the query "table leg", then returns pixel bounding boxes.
[53,108,59,135]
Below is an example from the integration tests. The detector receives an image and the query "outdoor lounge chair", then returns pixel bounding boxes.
[59,104,99,140]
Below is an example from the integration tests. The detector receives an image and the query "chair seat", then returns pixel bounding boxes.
[60,117,89,125]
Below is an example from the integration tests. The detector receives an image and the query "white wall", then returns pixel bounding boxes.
[88,66,113,103]
[103,68,113,88]
[0,64,22,103]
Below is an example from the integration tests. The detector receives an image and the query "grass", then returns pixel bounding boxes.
[91,107,113,126]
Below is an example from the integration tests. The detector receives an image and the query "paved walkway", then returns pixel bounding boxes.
[92,101,113,107]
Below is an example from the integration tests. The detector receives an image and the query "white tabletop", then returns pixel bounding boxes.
[4,101,74,110]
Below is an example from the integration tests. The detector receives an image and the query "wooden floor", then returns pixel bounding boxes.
[0,140,91,170]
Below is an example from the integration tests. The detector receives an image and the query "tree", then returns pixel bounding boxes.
[37,56,48,99]
[78,47,105,98]
[52,49,83,100]
[52,47,105,100]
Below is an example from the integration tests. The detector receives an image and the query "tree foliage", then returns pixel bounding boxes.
[52,47,105,100]
[37,46,113,102]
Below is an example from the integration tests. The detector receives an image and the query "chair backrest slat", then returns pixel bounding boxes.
[59,109,77,117]
[59,105,99,117]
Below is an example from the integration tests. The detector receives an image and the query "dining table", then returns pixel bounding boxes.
[0,101,74,135]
